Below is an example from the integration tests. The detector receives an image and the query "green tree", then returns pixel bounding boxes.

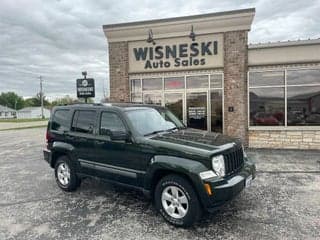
[24,93,50,108]
[51,95,93,107]
[0,92,25,110]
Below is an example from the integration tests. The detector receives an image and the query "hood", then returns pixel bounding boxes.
[144,128,241,160]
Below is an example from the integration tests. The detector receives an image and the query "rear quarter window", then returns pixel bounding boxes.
[51,109,70,131]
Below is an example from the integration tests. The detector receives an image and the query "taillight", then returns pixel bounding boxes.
[46,131,52,143]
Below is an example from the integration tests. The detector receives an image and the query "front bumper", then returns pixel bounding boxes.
[199,160,256,212]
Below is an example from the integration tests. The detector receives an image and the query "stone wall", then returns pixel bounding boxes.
[223,30,249,145]
[249,130,320,150]
[108,41,130,102]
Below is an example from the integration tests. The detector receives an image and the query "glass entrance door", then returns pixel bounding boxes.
[164,93,184,123]
[186,92,208,130]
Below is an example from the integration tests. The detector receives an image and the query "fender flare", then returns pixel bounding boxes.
[144,155,209,197]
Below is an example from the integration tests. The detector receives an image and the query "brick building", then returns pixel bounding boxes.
[103,8,320,150]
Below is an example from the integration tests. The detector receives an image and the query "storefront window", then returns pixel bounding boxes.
[249,88,285,126]
[287,69,320,85]
[165,93,183,121]
[143,93,162,105]
[186,75,209,89]
[142,77,162,91]
[164,77,185,90]
[211,90,223,132]
[131,93,142,103]
[131,79,141,93]
[210,74,223,88]
[287,69,320,126]
[249,71,284,87]
[249,68,320,127]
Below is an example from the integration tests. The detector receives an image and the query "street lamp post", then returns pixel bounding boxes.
[39,76,44,119]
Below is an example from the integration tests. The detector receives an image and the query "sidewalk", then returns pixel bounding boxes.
[0,121,48,130]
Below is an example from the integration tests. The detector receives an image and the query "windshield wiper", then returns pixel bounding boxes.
[166,127,178,132]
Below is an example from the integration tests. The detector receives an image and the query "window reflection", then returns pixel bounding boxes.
[143,93,162,105]
[288,86,320,126]
[186,75,209,89]
[164,77,185,90]
[131,93,142,103]
[287,69,320,85]
[249,71,284,87]
[142,78,162,91]
[210,74,223,88]
[131,79,141,93]
[165,93,183,121]
[249,88,285,126]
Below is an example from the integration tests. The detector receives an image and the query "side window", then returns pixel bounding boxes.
[71,110,96,134]
[51,109,70,131]
[100,112,126,136]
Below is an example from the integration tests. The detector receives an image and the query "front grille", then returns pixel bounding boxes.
[223,146,244,176]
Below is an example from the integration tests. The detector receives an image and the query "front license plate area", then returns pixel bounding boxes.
[245,175,252,187]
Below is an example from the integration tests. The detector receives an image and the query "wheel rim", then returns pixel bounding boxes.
[161,186,189,219]
[57,162,70,186]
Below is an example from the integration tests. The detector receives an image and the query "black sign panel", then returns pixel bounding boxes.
[77,78,95,98]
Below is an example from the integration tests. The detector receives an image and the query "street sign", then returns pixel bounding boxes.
[76,78,95,98]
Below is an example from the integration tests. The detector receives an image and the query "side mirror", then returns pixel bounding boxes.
[110,130,130,141]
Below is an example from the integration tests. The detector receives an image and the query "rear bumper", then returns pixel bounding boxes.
[199,160,256,212]
[43,148,52,165]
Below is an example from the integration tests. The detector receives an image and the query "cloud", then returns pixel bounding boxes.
[0,0,319,101]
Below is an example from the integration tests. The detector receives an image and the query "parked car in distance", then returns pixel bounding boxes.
[43,103,256,227]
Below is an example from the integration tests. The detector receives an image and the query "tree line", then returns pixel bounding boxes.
[0,92,93,110]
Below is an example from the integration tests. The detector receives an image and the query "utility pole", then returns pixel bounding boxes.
[39,76,44,119]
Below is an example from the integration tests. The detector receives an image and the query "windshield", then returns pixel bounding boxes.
[125,108,184,136]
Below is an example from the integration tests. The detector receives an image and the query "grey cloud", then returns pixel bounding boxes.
[0,0,319,101]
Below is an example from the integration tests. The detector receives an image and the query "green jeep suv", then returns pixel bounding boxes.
[43,103,256,227]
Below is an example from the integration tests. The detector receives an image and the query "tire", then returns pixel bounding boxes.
[154,174,202,227]
[54,156,80,192]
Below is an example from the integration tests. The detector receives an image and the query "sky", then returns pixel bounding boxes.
[0,0,319,102]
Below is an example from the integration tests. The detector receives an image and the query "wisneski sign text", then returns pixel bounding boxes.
[129,34,223,73]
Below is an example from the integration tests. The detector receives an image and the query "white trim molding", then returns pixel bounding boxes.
[103,8,255,42]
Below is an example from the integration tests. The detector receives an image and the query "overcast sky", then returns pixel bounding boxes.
[0,0,319,102]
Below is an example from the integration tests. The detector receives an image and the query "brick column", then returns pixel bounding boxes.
[223,30,248,144]
[108,41,130,102]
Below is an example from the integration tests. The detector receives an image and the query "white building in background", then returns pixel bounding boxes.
[17,107,51,119]
[0,105,16,119]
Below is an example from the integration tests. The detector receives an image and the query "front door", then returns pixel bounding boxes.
[94,111,150,187]
[186,92,208,130]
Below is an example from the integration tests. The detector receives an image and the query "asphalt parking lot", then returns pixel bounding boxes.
[0,128,319,240]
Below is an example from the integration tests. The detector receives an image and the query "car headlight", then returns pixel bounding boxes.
[211,155,225,177]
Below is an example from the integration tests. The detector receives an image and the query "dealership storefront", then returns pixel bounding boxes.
[103,8,320,150]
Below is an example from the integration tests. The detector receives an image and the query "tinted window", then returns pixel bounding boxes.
[51,109,69,131]
[100,112,126,136]
[71,110,96,134]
